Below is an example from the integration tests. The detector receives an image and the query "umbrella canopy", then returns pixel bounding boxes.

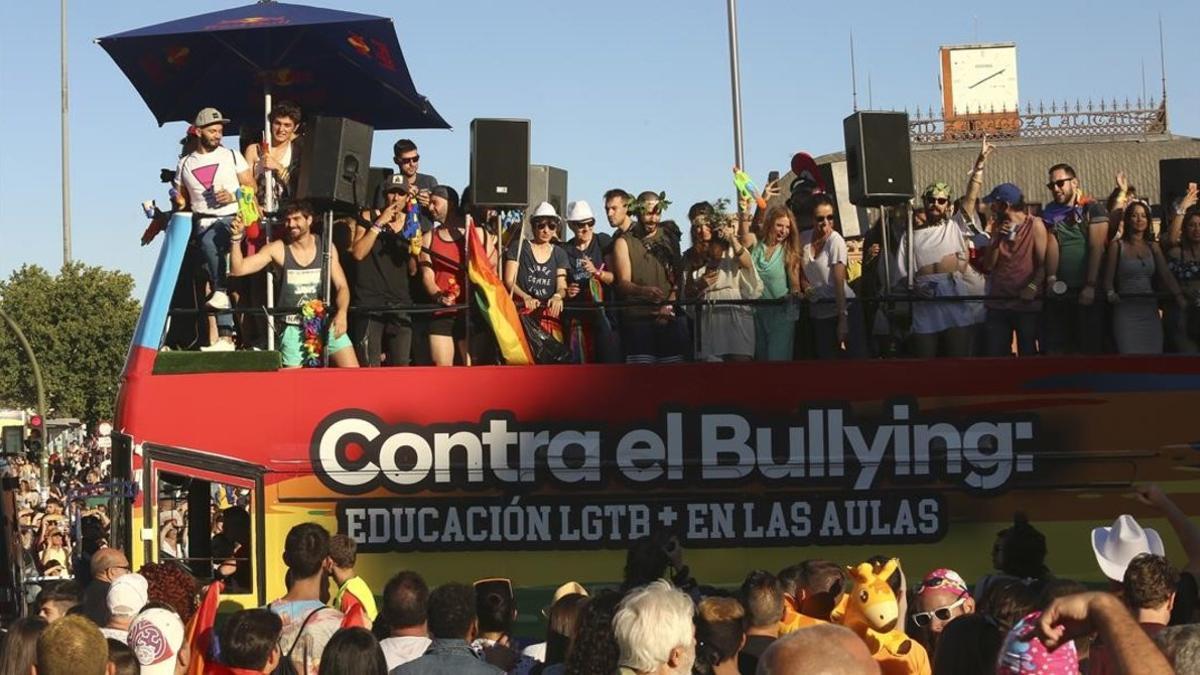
[97,1,449,132]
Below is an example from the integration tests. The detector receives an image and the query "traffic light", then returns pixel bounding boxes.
[26,415,43,455]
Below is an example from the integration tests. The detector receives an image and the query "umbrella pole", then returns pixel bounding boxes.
[264,90,276,351]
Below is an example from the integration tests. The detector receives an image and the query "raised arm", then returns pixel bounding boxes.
[737,195,758,250]
[229,215,281,276]
[351,202,402,261]
[1166,183,1198,248]
[1137,484,1200,575]
[1036,592,1174,675]
[962,137,995,219]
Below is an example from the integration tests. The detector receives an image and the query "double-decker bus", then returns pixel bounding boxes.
[112,212,1200,611]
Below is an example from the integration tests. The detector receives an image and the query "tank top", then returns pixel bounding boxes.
[429,228,466,313]
[625,234,672,319]
[279,241,322,325]
[986,217,1042,312]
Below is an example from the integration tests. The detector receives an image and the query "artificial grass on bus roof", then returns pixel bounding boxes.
[152,350,281,374]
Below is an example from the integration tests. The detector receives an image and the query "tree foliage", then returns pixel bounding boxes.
[0,263,141,424]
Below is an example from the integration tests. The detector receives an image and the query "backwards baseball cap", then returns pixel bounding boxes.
[996,611,1079,675]
[983,183,1023,205]
[107,572,149,618]
[128,608,185,675]
[917,568,970,598]
[383,174,409,194]
[193,107,230,128]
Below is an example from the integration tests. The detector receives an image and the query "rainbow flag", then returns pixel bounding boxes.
[183,579,223,675]
[467,223,533,365]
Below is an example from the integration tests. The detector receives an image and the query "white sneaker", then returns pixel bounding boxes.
[200,338,235,352]
[206,291,231,310]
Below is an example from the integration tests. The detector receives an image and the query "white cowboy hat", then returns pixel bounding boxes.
[566,200,595,223]
[529,201,561,221]
[1092,514,1165,582]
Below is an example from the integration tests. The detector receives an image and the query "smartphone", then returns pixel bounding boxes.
[768,170,780,184]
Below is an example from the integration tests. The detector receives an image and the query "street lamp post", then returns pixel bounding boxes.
[0,307,50,489]
[61,0,72,265]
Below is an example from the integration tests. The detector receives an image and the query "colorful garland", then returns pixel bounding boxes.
[300,299,328,368]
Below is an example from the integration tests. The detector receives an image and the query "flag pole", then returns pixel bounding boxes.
[725,0,745,169]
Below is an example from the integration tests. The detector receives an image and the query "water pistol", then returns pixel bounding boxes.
[733,167,767,210]
[236,186,263,241]
[139,200,169,246]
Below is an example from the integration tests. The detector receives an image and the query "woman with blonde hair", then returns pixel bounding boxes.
[740,200,803,360]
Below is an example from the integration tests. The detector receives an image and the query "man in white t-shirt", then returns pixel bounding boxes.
[173,107,254,350]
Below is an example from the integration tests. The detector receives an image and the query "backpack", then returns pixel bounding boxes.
[272,607,325,675]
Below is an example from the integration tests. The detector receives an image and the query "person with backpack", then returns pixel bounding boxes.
[268,523,344,675]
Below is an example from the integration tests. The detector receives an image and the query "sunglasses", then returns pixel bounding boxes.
[397,155,420,164]
[1046,178,1073,190]
[571,220,595,229]
[534,221,558,231]
[924,197,949,205]
[911,596,966,627]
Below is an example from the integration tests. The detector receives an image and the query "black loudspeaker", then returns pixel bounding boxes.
[367,167,394,203]
[843,111,914,206]
[528,165,568,215]
[296,115,374,207]
[471,119,530,207]
[1160,158,1200,211]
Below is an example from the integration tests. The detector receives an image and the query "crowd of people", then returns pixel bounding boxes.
[3,482,1199,674]
[8,433,114,588]
[164,103,1200,366]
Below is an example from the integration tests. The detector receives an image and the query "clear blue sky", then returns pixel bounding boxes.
[2,0,1198,297]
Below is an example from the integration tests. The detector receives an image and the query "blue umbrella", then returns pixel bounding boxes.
[96,1,449,131]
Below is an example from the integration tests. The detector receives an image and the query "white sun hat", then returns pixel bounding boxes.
[566,200,595,223]
[1091,514,1165,582]
[528,201,561,221]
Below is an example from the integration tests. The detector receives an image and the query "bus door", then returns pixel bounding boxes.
[141,446,266,607]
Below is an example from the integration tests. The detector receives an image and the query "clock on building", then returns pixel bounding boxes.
[941,43,1019,117]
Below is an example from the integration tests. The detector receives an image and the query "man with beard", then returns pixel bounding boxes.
[173,107,255,351]
[611,191,687,363]
[895,181,987,357]
[229,200,359,368]
[1041,163,1111,354]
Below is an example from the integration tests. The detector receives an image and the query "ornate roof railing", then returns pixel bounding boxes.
[909,98,1168,144]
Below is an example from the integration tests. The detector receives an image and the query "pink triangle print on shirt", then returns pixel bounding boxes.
[191,163,219,190]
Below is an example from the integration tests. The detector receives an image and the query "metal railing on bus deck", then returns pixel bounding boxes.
[164,284,1200,362]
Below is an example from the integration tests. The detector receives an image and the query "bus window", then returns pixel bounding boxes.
[155,471,252,594]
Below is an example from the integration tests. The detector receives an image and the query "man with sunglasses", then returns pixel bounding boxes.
[896,182,986,357]
[911,568,974,653]
[372,138,438,232]
[80,547,131,627]
[1041,163,1111,354]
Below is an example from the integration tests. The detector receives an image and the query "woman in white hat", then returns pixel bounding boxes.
[505,202,571,341]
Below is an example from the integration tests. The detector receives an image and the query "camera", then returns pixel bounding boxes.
[159,168,176,184]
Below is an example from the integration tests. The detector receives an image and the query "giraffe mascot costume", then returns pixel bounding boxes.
[831,558,931,675]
